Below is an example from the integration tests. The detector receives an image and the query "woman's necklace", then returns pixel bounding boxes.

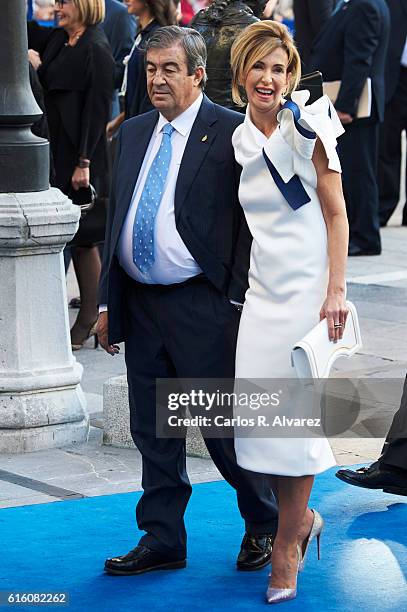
[139,17,154,31]
[65,28,86,47]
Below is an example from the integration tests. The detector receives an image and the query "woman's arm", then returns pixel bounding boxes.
[76,41,115,183]
[27,21,54,54]
[313,137,349,342]
[107,111,125,140]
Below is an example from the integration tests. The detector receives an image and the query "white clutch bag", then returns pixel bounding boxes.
[291,301,362,379]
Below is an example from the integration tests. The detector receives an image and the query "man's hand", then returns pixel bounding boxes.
[96,312,120,355]
[337,111,353,125]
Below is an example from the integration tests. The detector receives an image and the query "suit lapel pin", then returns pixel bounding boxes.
[201,135,208,142]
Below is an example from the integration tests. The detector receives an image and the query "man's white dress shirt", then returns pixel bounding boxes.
[99,93,241,314]
[118,93,203,284]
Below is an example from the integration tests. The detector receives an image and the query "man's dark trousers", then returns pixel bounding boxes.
[123,275,278,559]
[309,0,390,253]
[337,119,381,252]
[378,67,407,226]
[378,376,407,471]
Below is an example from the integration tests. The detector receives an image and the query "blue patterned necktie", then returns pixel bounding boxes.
[133,123,175,273]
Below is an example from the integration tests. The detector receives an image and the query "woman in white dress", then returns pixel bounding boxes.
[230,21,349,603]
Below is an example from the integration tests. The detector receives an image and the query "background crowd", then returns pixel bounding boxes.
[25,0,407,350]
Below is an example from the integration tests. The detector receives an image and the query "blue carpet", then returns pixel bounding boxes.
[0,468,406,611]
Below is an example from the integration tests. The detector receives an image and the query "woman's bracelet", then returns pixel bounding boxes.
[78,158,90,169]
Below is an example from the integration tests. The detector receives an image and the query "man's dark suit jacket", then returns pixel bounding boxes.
[309,0,390,121]
[126,20,160,118]
[385,0,407,103]
[103,0,136,89]
[99,95,251,344]
[293,0,335,71]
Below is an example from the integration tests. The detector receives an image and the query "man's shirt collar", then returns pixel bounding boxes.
[156,92,204,137]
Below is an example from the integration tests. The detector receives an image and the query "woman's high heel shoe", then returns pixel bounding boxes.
[298,509,324,572]
[71,322,99,351]
[266,545,301,604]
[266,586,297,605]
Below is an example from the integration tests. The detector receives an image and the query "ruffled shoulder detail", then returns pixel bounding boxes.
[276,90,345,173]
[232,106,268,167]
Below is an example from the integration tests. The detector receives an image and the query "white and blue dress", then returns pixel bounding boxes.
[232,91,344,476]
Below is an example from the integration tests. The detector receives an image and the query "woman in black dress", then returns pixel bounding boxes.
[29,0,115,350]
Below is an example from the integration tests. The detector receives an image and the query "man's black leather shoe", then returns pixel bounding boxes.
[336,462,407,495]
[104,545,186,575]
[236,533,274,571]
[348,244,381,256]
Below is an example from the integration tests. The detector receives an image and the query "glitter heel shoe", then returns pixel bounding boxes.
[266,545,300,604]
[299,509,323,572]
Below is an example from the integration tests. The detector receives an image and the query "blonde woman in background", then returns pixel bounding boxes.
[28,0,115,350]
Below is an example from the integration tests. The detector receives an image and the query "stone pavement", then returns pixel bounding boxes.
[0,211,406,508]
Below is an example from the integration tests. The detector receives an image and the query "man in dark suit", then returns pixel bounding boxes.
[378,0,407,227]
[310,0,390,256]
[293,0,335,71]
[336,375,407,496]
[97,26,277,576]
[102,0,136,117]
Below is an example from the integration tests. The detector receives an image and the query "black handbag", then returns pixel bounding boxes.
[68,184,97,218]
[295,71,323,105]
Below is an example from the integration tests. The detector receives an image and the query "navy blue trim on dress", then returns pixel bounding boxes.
[282,100,316,139]
[262,149,311,211]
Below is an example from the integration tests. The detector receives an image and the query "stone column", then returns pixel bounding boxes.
[0,0,88,452]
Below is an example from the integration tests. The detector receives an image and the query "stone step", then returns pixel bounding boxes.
[103,375,210,459]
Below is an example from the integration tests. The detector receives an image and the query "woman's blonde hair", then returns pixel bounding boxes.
[231,20,301,107]
[73,0,105,26]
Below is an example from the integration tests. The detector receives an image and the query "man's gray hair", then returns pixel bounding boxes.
[145,26,208,89]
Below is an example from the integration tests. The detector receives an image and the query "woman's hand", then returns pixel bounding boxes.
[28,49,42,70]
[106,119,117,141]
[320,293,348,342]
[106,112,125,141]
[262,0,279,18]
[71,166,90,190]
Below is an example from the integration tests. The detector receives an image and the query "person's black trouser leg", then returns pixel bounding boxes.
[124,277,278,558]
[338,120,381,252]
[378,68,407,226]
[378,375,407,472]
[124,282,189,560]
[64,247,72,273]
[202,436,277,535]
